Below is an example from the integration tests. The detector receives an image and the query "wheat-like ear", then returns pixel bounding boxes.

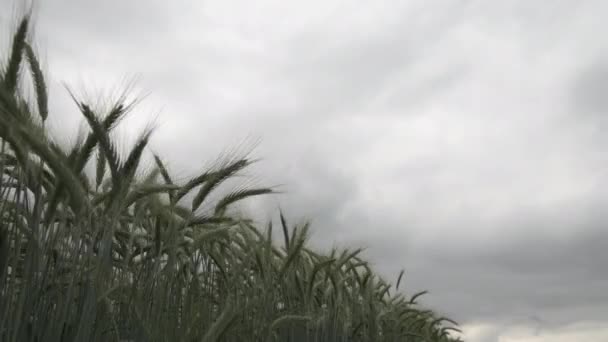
[152,153,175,202]
[433,317,459,327]
[335,248,364,272]
[213,187,273,215]
[409,290,429,305]
[71,96,134,174]
[23,43,47,121]
[78,103,120,187]
[191,158,251,212]
[173,171,213,204]
[153,153,173,185]
[396,269,405,291]
[3,15,29,93]
[120,127,154,185]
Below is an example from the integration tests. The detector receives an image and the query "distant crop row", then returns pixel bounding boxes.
[0,14,463,342]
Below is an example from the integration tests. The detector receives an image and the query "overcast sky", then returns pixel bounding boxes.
[2,1,608,341]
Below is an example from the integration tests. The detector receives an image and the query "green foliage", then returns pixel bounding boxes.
[0,15,463,342]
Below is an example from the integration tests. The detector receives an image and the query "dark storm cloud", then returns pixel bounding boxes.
[2,0,608,340]
[404,223,608,321]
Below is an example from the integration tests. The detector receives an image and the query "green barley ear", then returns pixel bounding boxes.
[396,269,405,290]
[153,153,175,201]
[173,171,212,204]
[409,290,429,305]
[3,15,29,93]
[120,127,154,185]
[213,187,273,215]
[153,153,172,184]
[24,42,48,121]
[78,102,120,186]
[191,158,251,211]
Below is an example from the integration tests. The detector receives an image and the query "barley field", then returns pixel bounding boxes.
[0,14,462,342]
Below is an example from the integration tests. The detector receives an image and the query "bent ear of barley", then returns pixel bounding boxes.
[24,43,48,122]
[3,16,29,93]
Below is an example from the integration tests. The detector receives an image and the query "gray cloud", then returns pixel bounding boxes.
[2,0,608,340]
[570,61,608,135]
